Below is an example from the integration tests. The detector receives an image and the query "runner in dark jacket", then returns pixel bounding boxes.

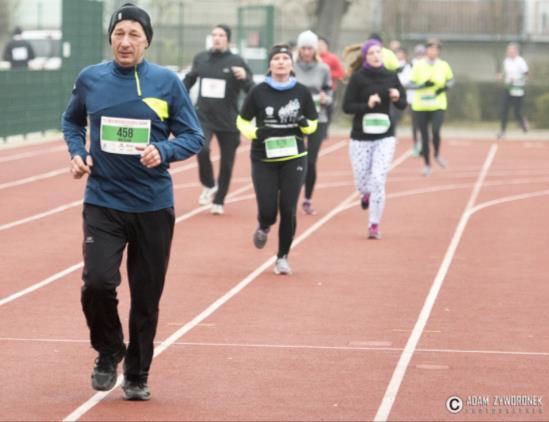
[184,24,254,215]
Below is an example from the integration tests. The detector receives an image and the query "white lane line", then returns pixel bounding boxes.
[0,148,248,230]
[0,337,89,343]
[0,185,250,308]
[470,189,549,216]
[0,141,348,307]
[0,158,198,191]
[175,343,549,358]
[0,263,84,307]
[0,167,68,190]
[62,142,396,422]
[3,337,549,358]
[62,194,359,422]
[0,200,82,232]
[175,183,253,223]
[374,143,498,422]
[4,170,546,234]
[0,143,249,191]
[0,145,67,163]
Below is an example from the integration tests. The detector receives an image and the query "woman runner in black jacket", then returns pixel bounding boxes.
[237,45,318,274]
[342,39,406,239]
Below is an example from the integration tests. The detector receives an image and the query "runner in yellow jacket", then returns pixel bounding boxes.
[409,38,454,176]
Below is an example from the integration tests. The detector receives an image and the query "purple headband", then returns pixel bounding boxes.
[361,39,383,69]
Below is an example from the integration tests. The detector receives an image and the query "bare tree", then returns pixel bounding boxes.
[1,1,19,43]
[312,0,353,46]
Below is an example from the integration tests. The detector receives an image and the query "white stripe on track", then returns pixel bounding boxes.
[0,148,243,230]
[373,143,498,422]
[0,184,251,308]
[0,145,67,163]
[0,263,84,307]
[0,158,199,191]
[0,200,82,232]
[0,143,249,191]
[62,142,400,422]
[0,167,67,190]
[470,189,549,216]
[3,337,549,358]
[0,141,348,307]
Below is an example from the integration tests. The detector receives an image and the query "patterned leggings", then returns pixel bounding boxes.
[349,137,396,225]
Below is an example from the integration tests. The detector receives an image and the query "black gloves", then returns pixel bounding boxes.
[297,115,309,127]
[435,86,448,95]
[424,80,435,87]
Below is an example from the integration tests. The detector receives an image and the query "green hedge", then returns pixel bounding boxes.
[447,81,549,127]
[534,92,549,129]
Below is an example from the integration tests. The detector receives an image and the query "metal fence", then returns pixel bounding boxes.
[2,0,549,139]
[0,0,103,139]
[381,0,526,42]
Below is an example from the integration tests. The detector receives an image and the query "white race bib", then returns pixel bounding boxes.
[509,86,524,97]
[200,78,226,99]
[420,92,438,107]
[312,94,321,113]
[12,47,28,61]
[100,116,151,155]
[264,136,298,158]
[362,113,391,134]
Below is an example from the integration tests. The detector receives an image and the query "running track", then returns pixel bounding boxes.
[0,133,548,421]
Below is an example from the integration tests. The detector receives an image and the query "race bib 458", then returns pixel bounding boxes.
[100,116,151,155]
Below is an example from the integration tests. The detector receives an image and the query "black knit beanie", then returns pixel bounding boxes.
[108,3,153,45]
[215,24,231,42]
[268,44,293,63]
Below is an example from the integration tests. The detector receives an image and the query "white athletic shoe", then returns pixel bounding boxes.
[211,204,224,215]
[274,256,292,275]
[422,165,431,177]
[198,186,218,205]
[435,156,447,168]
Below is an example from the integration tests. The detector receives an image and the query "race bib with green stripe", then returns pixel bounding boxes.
[313,94,321,113]
[100,116,151,155]
[264,136,298,158]
[509,85,524,97]
[419,93,438,107]
[362,113,391,134]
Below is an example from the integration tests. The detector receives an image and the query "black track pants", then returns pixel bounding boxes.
[197,126,241,205]
[81,204,174,383]
[500,91,527,132]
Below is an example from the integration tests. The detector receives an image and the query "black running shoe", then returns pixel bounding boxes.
[91,345,126,391]
[253,227,269,249]
[122,379,151,401]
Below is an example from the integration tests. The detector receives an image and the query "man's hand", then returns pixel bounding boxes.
[137,144,162,168]
[70,155,93,179]
[231,66,247,80]
[368,93,381,109]
[319,91,327,105]
[389,88,400,102]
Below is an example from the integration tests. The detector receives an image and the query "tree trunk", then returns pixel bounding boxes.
[313,0,352,48]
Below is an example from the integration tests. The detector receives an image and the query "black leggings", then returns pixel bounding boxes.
[416,110,445,166]
[81,204,174,383]
[304,122,327,200]
[411,109,420,144]
[198,126,241,205]
[500,91,527,132]
[251,156,307,258]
